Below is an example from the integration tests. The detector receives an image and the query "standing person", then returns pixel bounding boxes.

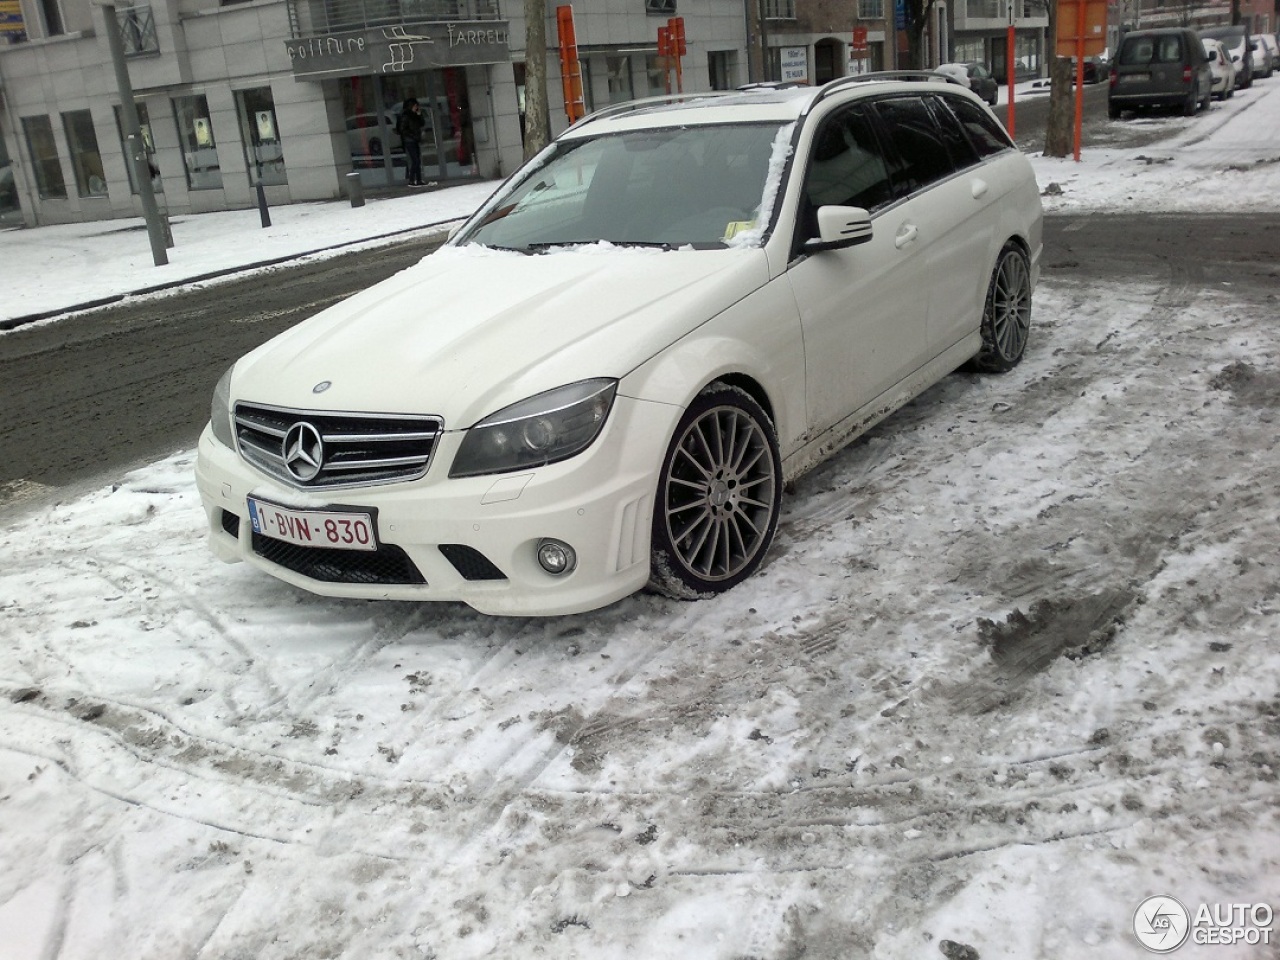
[396,98,426,187]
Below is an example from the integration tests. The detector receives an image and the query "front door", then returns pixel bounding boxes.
[786,103,930,434]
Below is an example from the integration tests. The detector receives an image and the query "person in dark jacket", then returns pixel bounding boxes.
[397,98,426,186]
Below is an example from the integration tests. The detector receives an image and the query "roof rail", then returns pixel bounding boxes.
[811,69,964,106]
[736,80,810,91]
[566,91,734,133]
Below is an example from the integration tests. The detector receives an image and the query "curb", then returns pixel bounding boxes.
[0,218,458,333]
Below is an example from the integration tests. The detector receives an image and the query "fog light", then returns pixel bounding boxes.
[537,539,577,576]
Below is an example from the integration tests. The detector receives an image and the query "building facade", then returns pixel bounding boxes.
[0,0,749,226]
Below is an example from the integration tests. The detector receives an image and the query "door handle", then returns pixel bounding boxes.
[972,179,989,199]
[894,224,919,249]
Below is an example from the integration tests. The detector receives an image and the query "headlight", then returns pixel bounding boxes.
[450,379,617,478]
[210,365,235,448]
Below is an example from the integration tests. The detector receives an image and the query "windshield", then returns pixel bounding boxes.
[456,122,788,252]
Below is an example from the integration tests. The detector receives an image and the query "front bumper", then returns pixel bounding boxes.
[194,394,681,616]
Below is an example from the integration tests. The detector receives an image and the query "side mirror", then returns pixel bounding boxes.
[804,205,873,253]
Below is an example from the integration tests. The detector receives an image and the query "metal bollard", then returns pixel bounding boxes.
[346,171,365,208]
[255,182,271,228]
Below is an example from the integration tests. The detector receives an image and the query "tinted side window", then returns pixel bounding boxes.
[925,95,979,170]
[804,105,894,212]
[873,96,957,195]
[946,96,1014,158]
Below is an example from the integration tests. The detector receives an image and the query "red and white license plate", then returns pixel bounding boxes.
[247,497,377,552]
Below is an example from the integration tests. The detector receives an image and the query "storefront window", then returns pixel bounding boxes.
[606,56,634,104]
[236,87,288,186]
[21,115,67,199]
[172,95,223,190]
[339,69,479,190]
[0,127,20,220]
[114,102,164,195]
[62,110,109,198]
[645,55,668,95]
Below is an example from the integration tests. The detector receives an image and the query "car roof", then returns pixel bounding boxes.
[559,75,972,139]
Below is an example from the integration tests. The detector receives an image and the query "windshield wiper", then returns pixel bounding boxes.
[519,240,677,253]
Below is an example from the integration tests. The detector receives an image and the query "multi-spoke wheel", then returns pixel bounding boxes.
[649,384,782,599]
[971,243,1032,373]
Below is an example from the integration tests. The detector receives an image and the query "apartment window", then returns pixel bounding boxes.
[62,110,109,197]
[645,0,676,14]
[173,95,222,190]
[114,103,163,195]
[858,0,884,19]
[21,116,67,199]
[763,0,795,19]
[38,0,64,36]
[118,4,159,56]
[236,87,288,186]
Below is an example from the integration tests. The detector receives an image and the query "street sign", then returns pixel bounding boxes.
[852,26,868,52]
[1056,0,1107,57]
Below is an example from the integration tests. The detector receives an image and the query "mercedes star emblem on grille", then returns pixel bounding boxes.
[283,422,324,482]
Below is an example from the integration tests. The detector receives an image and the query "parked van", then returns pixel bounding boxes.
[1200,25,1254,90]
[1109,28,1213,118]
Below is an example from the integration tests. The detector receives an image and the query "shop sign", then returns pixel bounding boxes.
[780,47,808,83]
[286,21,511,79]
[0,0,26,35]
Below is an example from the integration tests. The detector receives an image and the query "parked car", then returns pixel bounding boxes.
[1256,34,1279,77]
[1109,27,1213,118]
[1202,37,1237,99]
[1071,51,1109,84]
[1200,25,1253,89]
[197,77,1043,615]
[934,62,999,104]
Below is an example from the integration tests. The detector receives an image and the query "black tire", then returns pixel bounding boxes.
[971,243,1032,373]
[1108,102,1121,120]
[649,384,782,600]
[1183,88,1198,116]
[1201,82,1212,112]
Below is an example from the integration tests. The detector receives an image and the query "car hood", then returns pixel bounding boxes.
[231,244,771,429]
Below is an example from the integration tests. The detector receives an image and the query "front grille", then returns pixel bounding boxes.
[252,533,426,585]
[439,544,507,581]
[234,403,443,490]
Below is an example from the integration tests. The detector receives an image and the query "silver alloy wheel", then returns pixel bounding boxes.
[970,242,1032,373]
[989,247,1032,364]
[662,403,778,583]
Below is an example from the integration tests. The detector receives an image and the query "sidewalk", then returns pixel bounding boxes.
[0,180,498,331]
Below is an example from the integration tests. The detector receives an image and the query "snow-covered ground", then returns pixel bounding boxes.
[2,81,1280,960]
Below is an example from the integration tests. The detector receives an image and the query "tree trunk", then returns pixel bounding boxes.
[1043,56,1074,157]
[522,0,551,162]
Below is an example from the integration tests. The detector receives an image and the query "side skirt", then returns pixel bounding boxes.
[781,332,982,484]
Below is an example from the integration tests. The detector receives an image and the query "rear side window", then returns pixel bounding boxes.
[945,96,1014,158]
[873,96,957,195]
[925,96,980,169]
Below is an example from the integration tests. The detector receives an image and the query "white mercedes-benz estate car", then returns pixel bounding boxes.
[196,74,1042,616]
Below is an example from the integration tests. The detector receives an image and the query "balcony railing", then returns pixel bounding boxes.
[117,4,159,56]
[287,0,501,36]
